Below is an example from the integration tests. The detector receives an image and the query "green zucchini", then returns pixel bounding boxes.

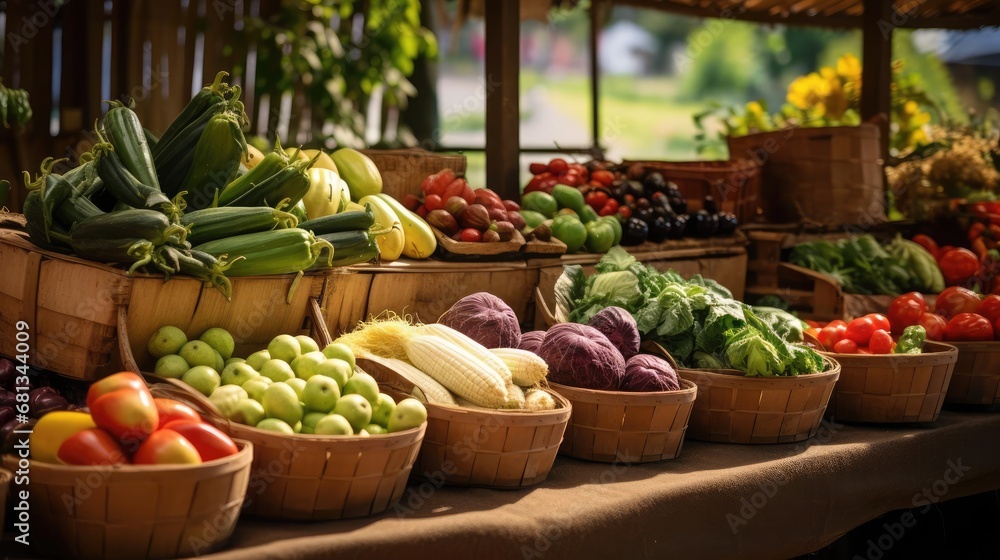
[153,101,228,196]
[194,228,333,276]
[70,208,188,246]
[153,71,232,157]
[23,190,71,252]
[95,143,175,216]
[46,173,104,228]
[161,246,234,300]
[317,230,380,267]
[181,202,298,246]
[225,158,311,209]
[181,110,247,210]
[299,206,375,235]
[217,149,290,206]
[104,100,160,189]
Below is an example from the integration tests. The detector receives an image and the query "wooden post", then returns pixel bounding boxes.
[484,0,520,199]
[860,0,892,161]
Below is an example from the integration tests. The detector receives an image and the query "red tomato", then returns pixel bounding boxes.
[424,194,444,212]
[548,158,568,174]
[804,327,822,341]
[911,234,940,259]
[162,421,239,462]
[154,399,201,430]
[869,330,894,354]
[133,430,202,465]
[866,313,891,332]
[442,178,469,202]
[58,428,129,466]
[401,193,421,212]
[86,371,148,410]
[887,292,927,334]
[818,323,847,350]
[459,228,482,243]
[845,316,876,345]
[944,313,994,342]
[918,312,947,341]
[591,170,615,187]
[90,388,159,448]
[416,205,428,219]
[976,294,1000,323]
[938,248,980,286]
[617,206,632,220]
[934,286,981,319]
[528,162,547,174]
[585,190,609,212]
[833,338,859,354]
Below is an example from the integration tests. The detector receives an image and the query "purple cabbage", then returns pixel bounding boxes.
[439,292,521,349]
[620,354,680,392]
[588,307,640,360]
[538,323,625,391]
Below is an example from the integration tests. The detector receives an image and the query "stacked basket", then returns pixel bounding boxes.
[944,342,1000,407]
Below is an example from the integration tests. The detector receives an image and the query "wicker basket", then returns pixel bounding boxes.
[549,379,697,463]
[361,148,466,201]
[823,341,958,423]
[359,355,572,488]
[0,466,10,531]
[678,358,841,444]
[945,341,1000,407]
[727,124,884,226]
[2,441,252,559]
[623,159,761,223]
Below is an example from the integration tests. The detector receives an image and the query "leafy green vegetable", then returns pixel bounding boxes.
[752,306,804,343]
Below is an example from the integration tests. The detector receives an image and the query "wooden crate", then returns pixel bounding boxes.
[744,227,853,290]
[361,149,467,202]
[322,260,540,336]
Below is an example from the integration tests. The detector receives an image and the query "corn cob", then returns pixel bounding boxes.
[524,389,556,411]
[489,348,549,386]
[383,358,456,405]
[404,335,508,408]
[417,324,512,383]
[503,382,525,409]
[193,227,333,276]
[181,110,247,210]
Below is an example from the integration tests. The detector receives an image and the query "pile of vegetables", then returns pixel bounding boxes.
[335,293,560,412]
[17,71,435,299]
[913,231,1000,294]
[521,187,622,253]
[810,314,926,355]
[888,288,1000,342]
[0,358,84,452]
[554,247,826,377]
[789,234,944,295]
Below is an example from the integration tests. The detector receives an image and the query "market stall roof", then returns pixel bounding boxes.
[608,0,1000,29]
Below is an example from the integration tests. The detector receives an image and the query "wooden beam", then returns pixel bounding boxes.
[589,0,602,155]
[861,0,892,161]
[610,0,860,28]
[484,0,520,199]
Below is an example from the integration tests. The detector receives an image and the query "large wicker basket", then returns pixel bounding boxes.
[623,159,761,223]
[2,441,252,559]
[549,379,697,463]
[678,359,841,444]
[360,355,572,488]
[727,124,884,226]
[945,341,1000,407]
[823,341,957,423]
[361,148,466,201]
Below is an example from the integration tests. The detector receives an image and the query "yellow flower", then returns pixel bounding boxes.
[837,54,861,85]
[746,101,764,116]
[825,80,849,121]
[787,73,831,112]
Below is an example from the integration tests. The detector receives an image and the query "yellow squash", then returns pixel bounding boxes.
[301,168,350,219]
[358,194,405,261]
[302,149,339,174]
[30,411,97,464]
[375,193,437,259]
[243,144,266,169]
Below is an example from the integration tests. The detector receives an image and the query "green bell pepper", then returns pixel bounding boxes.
[551,214,588,252]
[584,219,616,253]
[893,325,926,354]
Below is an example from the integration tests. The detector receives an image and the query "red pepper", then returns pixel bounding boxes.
[968,222,986,242]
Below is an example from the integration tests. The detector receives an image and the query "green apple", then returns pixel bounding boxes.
[364,423,387,435]
[148,326,187,359]
[256,418,294,434]
[296,335,320,354]
[209,384,248,417]
[388,398,427,433]
[300,411,328,434]
[153,354,189,378]
[302,375,340,413]
[314,414,353,435]
[200,327,235,360]
[181,365,221,396]
[225,357,245,367]
[179,340,217,368]
[213,350,225,373]
[291,421,303,433]
[242,377,273,401]
[260,359,295,383]
[285,378,307,401]
[268,334,301,363]
[315,359,352,389]
[261,383,304,426]
[370,393,396,428]
[358,429,370,437]
[322,342,356,371]
[343,372,380,406]
[229,398,266,426]
[221,362,259,386]
[246,350,270,371]
[332,394,372,432]
[290,351,327,380]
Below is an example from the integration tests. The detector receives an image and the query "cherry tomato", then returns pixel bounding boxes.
[154,399,201,430]
[162,421,239,462]
[818,323,847,350]
[887,292,927,334]
[591,170,615,187]
[459,228,482,243]
[968,222,987,242]
[58,428,129,466]
[528,162,547,174]
[548,158,568,174]
[918,312,947,341]
[585,190,609,212]
[911,234,940,259]
[804,327,822,341]
[833,338,859,354]
[935,246,955,263]
[944,312,994,341]
[416,204,428,219]
[934,286,981,319]
[401,193,421,212]
[938,248,980,286]
[617,206,632,220]
[976,294,1000,323]
[866,313,891,332]
[845,316,876,345]
[869,330,894,354]
[424,194,444,212]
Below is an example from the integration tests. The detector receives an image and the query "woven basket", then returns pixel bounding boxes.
[623,159,761,223]
[945,341,1000,407]
[727,124,884,226]
[2,441,252,559]
[678,358,841,444]
[359,355,572,488]
[361,148,466,201]
[0,466,10,531]
[823,341,957,423]
[549,379,697,463]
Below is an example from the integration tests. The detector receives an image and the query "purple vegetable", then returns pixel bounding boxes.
[439,292,521,349]
[0,406,13,428]
[588,307,641,360]
[0,358,14,389]
[30,387,69,417]
[0,389,15,409]
[538,323,625,391]
[1,418,34,454]
[518,331,546,354]
[620,354,680,392]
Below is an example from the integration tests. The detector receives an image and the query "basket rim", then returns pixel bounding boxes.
[4,438,253,474]
[549,378,697,402]
[941,340,1000,351]
[819,340,958,365]
[223,419,427,445]
[422,389,573,424]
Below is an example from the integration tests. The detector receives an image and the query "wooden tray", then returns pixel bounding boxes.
[431,225,526,262]
[521,236,567,257]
